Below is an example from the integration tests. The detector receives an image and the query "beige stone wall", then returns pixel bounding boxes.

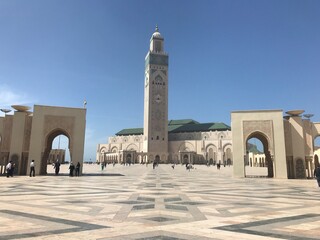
[23,116,33,152]
[313,122,320,138]
[303,119,314,156]
[283,119,293,156]
[1,115,13,152]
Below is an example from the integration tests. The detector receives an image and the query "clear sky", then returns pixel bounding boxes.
[1,0,320,161]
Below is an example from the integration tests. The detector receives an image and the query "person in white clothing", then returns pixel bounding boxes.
[6,161,12,178]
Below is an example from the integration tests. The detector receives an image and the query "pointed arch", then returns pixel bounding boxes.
[246,130,271,155]
[245,131,273,178]
[126,143,138,151]
[178,142,195,152]
[111,146,118,153]
[40,128,71,175]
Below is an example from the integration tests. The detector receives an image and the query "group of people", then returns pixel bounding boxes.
[6,159,35,177]
[4,159,320,188]
[53,160,81,177]
[68,162,81,177]
[5,159,81,178]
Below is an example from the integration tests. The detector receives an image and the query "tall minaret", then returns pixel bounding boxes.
[143,26,169,163]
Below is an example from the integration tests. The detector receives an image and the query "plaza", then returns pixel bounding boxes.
[1,164,319,240]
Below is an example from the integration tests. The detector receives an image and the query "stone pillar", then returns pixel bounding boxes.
[9,111,28,175]
[288,116,306,178]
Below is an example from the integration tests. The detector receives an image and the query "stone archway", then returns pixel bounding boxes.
[183,154,188,164]
[40,128,71,175]
[155,155,160,163]
[246,131,273,178]
[223,144,232,165]
[126,153,132,165]
[206,144,217,163]
[28,105,86,176]
[231,110,287,178]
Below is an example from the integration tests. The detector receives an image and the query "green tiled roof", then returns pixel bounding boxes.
[169,122,230,133]
[115,119,230,136]
[168,119,199,125]
[116,128,143,136]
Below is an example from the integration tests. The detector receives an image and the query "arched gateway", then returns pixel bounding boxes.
[232,109,320,179]
[0,105,86,176]
[28,105,86,175]
[231,110,287,178]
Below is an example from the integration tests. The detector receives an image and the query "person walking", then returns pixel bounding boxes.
[54,160,61,175]
[30,160,35,177]
[10,162,15,177]
[6,161,12,178]
[69,162,75,177]
[75,162,81,177]
[314,166,320,187]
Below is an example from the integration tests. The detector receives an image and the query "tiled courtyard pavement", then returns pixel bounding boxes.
[1,164,320,240]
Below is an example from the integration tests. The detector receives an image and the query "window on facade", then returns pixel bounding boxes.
[156,136,159,140]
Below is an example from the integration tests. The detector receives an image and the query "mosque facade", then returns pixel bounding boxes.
[97,27,233,166]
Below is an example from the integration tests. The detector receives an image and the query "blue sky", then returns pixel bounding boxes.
[1,0,319,161]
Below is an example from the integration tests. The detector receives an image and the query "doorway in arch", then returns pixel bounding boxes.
[155,155,160,164]
[41,129,71,175]
[246,133,273,178]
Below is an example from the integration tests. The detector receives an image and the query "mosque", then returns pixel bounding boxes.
[97,27,233,166]
[97,27,320,179]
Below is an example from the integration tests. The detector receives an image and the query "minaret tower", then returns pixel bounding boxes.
[143,26,169,163]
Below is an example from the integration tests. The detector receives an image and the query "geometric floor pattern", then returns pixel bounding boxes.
[1,164,320,240]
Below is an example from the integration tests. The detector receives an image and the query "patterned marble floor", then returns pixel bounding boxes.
[1,164,319,240]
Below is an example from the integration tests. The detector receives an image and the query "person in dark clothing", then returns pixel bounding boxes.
[8,162,15,177]
[30,160,35,177]
[75,162,81,177]
[314,166,320,187]
[54,160,61,175]
[69,162,75,177]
